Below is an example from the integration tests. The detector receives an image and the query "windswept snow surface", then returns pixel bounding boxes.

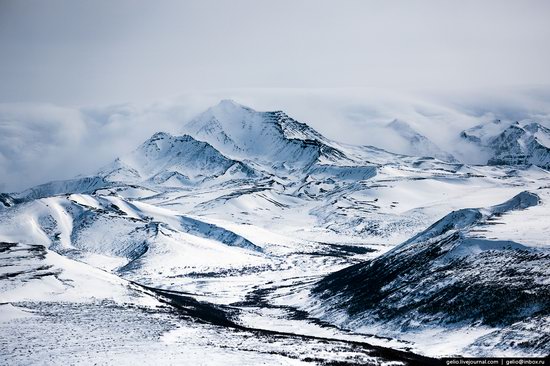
[1,100,549,364]
[310,189,550,357]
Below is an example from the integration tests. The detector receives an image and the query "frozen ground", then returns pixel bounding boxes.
[1,301,422,366]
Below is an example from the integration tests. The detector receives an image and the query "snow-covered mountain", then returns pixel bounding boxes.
[184,99,355,173]
[99,132,258,186]
[13,133,261,202]
[0,193,17,208]
[0,193,266,278]
[488,122,550,168]
[460,119,508,145]
[386,119,457,162]
[461,120,550,169]
[2,100,549,362]
[310,189,550,356]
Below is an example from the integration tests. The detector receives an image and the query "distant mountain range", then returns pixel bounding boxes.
[461,120,550,169]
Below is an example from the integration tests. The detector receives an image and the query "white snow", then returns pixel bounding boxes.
[1,100,549,362]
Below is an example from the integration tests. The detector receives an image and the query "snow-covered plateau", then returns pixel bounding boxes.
[1,100,549,365]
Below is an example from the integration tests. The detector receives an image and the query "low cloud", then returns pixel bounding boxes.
[1,88,549,192]
[0,102,196,191]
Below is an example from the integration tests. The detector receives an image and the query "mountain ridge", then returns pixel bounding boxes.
[461,120,550,169]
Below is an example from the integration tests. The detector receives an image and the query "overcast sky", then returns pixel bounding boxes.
[1,1,550,191]
[1,0,550,105]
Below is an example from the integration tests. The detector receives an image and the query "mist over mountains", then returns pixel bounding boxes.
[2,0,550,363]
[2,87,550,192]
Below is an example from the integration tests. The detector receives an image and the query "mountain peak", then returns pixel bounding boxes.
[210,99,252,113]
[523,121,550,134]
[99,130,257,186]
[486,121,550,168]
[184,101,341,168]
[218,99,242,107]
[387,118,411,130]
[149,131,173,141]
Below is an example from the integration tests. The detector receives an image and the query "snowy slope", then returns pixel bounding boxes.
[15,176,112,201]
[0,193,268,280]
[488,122,550,168]
[184,100,355,172]
[461,120,550,169]
[10,133,259,202]
[0,241,159,305]
[460,119,509,145]
[3,241,412,366]
[310,189,550,357]
[99,132,258,186]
